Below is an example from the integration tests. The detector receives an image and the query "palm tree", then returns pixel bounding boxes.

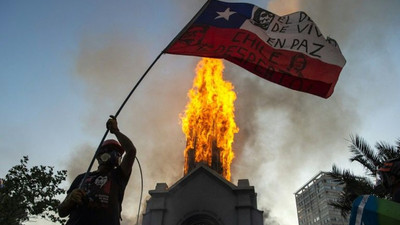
[327,135,400,217]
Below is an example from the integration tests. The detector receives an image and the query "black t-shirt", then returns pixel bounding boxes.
[65,167,130,225]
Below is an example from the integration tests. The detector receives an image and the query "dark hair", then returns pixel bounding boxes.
[252,8,275,30]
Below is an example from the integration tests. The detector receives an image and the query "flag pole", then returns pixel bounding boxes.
[78,0,212,188]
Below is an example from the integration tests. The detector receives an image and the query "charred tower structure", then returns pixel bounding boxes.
[185,137,223,176]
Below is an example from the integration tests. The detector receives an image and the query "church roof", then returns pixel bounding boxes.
[149,163,254,195]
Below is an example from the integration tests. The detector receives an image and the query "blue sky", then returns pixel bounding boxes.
[1,0,400,225]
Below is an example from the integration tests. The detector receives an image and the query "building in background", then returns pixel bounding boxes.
[295,172,349,225]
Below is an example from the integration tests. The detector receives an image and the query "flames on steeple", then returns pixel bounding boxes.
[181,58,238,181]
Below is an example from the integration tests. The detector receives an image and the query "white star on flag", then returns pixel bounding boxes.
[215,8,236,21]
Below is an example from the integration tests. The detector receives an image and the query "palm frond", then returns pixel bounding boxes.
[327,165,376,217]
[328,136,400,218]
[349,135,380,175]
[329,198,353,218]
[327,165,344,181]
[376,141,399,162]
[328,165,354,183]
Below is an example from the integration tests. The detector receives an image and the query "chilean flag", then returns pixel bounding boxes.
[165,0,346,98]
[349,195,400,225]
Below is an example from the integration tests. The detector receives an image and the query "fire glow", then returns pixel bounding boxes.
[181,58,238,181]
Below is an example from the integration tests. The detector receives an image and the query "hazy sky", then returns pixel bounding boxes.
[1,0,399,225]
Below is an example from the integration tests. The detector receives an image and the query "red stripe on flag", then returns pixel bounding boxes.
[166,25,343,98]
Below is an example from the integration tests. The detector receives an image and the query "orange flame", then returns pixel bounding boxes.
[181,58,238,181]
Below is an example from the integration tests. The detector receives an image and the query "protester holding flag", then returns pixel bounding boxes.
[58,116,136,225]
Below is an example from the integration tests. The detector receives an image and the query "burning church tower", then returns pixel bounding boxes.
[142,58,264,225]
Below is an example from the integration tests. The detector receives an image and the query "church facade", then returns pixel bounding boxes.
[142,164,264,225]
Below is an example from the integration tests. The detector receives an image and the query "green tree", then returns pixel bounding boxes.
[328,135,400,217]
[0,156,67,224]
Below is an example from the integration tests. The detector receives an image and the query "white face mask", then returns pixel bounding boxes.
[99,153,112,163]
[98,151,122,166]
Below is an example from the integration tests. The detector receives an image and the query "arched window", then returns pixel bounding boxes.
[180,214,222,225]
